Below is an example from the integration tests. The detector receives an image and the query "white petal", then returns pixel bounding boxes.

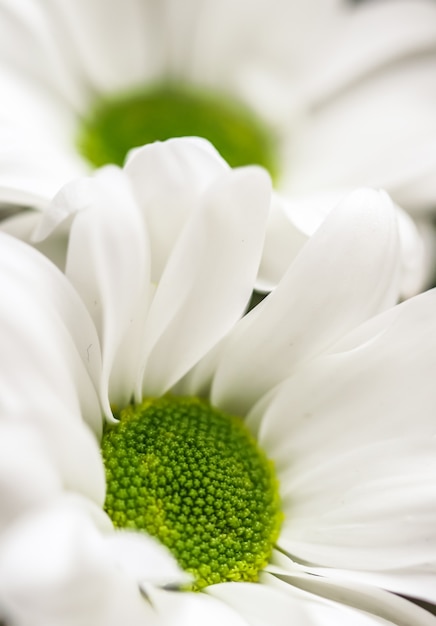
[1,210,69,270]
[263,189,428,298]
[59,167,150,411]
[211,574,398,626]
[0,421,61,531]
[145,585,250,626]
[207,580,312,626]
[141,166,271,396]
[171,0,343,121]
[0,232,102,434]
[288,53,436,214]
[39,0,161,94]
[304,0,436,104]
[0,0,86,110]
[0,499,156,626]
[212,188,401,415]
[1,406,105,510]
[125,137,229,283]
[262,570,436,626]
[255,192,308,292]
[256,289,436,572]
[103,531,190,589]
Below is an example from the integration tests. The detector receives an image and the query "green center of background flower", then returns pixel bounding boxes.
[77,83,278,179]
[101,396,282,590]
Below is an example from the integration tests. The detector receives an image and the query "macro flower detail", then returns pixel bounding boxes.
[102,396,282,590]
[1,139,436,625]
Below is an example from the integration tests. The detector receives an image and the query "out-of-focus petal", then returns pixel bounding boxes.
[0,499,158,626]
[0,232,102,434]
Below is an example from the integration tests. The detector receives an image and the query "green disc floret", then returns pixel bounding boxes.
[101,396,282,590]
[77,82,279,180]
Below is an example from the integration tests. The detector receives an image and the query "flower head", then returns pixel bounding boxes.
[1,139,436,625]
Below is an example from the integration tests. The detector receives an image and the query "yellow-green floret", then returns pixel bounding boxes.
[101,396,282,590]
[77,82,278,180]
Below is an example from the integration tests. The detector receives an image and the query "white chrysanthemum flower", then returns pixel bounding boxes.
[0,0,435,220]
[1,139,436,626]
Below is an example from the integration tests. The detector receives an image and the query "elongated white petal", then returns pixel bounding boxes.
[255,193,308,292]
[1,210,69,270]
[269,550,436,608]
[55,167,150,412]
[263,189,429,297]
[103,531,190,589]
[0,499,157,626]
[173,0,342,119]
[288,54,436,214]
[141,166,271,396]
[145,585,250,626]
[0,408,105,511]
[0,232,102,433]
[0,421,61,531]
[256,289,436,572]
[212,188,400,415]
[125,137,229,283]
[39,0,160,94]
[261,570,436,626]
[210,574,397,626]
[0,0,86,110]
[304,0,436,104]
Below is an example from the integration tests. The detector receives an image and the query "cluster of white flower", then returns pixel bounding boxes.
[0,2,436,626]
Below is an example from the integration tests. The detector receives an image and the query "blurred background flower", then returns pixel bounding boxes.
[0,0,435,222]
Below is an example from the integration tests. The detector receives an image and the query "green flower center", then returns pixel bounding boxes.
[77,83,279,179]
[101,396,282,590]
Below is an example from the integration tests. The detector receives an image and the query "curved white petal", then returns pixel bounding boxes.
[255,288,436,572]
[1,210,69,270]
[261,569,436,626]
[0,232,102,434]
[140,166,271,396]
[125,137,229,283]
[172,0,343,121]
[0,404,106,506]
[304,0,436,104]
[210,574,399,626]
[57,167,150,412]
[265,189,428,298]
[0,421,61,531]
[288,53,436,214]
[0,499,157,626]
[145,584,250,626]
[255,193,308,292]
[212,188,401,416]
[0,0,86,110]
[39,0,162,94]
[104,531,190,589]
